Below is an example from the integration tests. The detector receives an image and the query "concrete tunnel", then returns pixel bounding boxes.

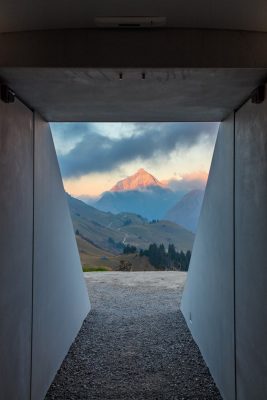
[1,1,267,398]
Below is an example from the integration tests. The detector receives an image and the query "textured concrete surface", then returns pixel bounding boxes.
[181,116,235,400]
[0,98,33,399]
[46,272,221,400]
[1,27,267,123]
[235,87,267,400]
[0,67,266,122]
[32,114,90,400]
[0,107,91,399]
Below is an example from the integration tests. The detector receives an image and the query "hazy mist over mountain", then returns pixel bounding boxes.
[78,168,207,231]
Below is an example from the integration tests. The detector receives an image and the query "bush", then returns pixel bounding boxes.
[82,266,110,272]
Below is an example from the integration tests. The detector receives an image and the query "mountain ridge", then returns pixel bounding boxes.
[67,194,195,255]
[110,168,164,192]
[95,186,179,220]
[165,189,204,233]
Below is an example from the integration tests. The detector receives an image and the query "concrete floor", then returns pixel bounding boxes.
[46,272,221,399]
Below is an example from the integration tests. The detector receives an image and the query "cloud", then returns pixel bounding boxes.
[50,123,94,155]
[161,171,208,191]
[51,123,218,178]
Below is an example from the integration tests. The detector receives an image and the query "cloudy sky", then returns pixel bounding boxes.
[50,122,219,197]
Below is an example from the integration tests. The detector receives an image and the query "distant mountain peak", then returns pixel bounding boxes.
[165,189,205,233]
[110,169,164,192]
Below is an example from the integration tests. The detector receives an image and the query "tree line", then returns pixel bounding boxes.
[141,243,191,271]
[123,243,191,271]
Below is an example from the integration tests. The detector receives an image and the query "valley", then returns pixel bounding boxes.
[68,194,195,271]
[67,168,206,271]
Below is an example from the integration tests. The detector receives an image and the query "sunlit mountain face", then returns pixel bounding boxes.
[110,168,164,192]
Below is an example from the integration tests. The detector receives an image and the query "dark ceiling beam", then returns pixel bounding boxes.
[1,28,267,68]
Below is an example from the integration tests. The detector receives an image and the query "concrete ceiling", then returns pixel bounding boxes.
[1,68,266,122]
[0,2,267,122]
[0,0,267,33]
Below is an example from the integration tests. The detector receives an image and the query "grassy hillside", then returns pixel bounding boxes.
[122,220,194,251]
[69,194,145,229]
[77,235,155,271]
[67,194,194,270]
[68,194,194,253]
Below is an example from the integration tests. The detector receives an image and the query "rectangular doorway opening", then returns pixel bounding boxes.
[45,121,222,400]
[51,121,218,276]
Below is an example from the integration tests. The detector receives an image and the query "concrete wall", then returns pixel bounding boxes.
[235,95,267,400]
[31,114,90,399]
[0,96,33,400]
[181,114,235,400]
[0,98,90,399]
[182,85,267,399]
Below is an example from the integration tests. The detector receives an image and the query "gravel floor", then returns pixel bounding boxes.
[46,272,222,400]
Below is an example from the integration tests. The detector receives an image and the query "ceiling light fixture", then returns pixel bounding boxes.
[95,17,166,29]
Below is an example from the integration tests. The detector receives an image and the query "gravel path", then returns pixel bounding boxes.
[46,272,222,400]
